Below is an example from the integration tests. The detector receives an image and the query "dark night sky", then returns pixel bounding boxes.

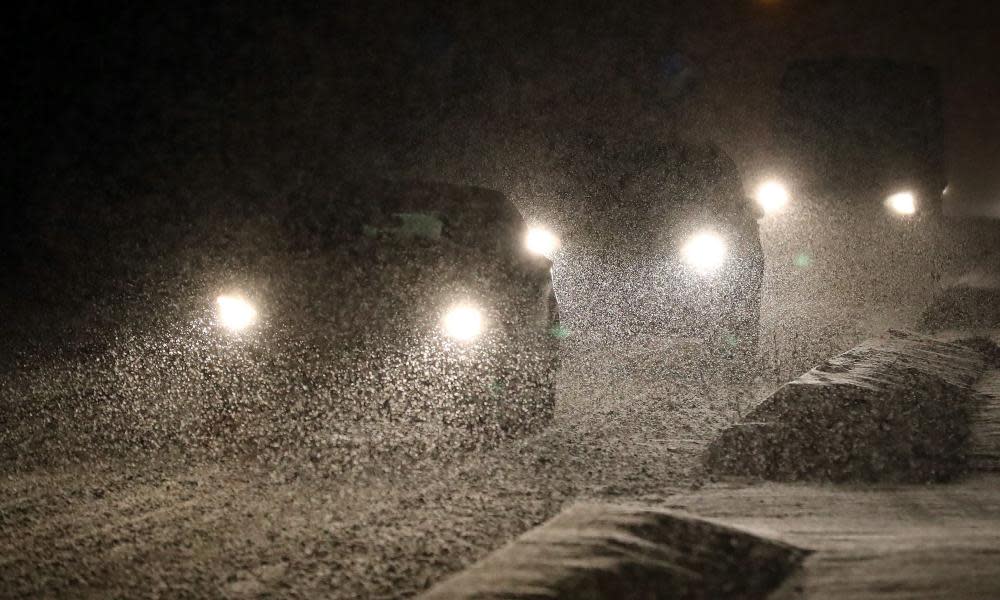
[6,0,1000,228]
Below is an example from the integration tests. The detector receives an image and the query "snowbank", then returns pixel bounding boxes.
[706,330,989,482]
[418,502,806,600]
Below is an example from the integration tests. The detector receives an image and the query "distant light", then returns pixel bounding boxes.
[755,180,790,215]
[886,191,917,216]
[216,295,257,331]
[680,231,727,274]
[442,304,483,342]
[525,226,560,258]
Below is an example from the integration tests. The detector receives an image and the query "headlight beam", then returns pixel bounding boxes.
[216,295,257,331]
[442,304,484,342]
[680,231,727,274]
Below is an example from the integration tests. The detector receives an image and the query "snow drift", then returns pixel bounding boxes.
[706,329,990,482]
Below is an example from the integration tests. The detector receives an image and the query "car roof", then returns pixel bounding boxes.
[282,178,526,250]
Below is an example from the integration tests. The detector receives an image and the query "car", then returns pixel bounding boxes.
[0,179,561,469]
[554,138,764,362]
[772,57,947,216]
[272,178,561,438]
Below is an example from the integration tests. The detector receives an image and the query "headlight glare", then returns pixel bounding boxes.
[886,191,917,215]
[755,180,790,215]
[216,295,257,331]
[680,231,727,274]
[525,226,560,258]
[442,304,483,342]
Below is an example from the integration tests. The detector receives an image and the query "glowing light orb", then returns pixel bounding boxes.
[442,305,483,342]
[886,191,917,215]
[680,231,727,274]
[216,295,257,331]
[525,226,560,258]
[755,180,790,215]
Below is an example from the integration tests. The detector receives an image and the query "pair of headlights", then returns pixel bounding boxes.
[754,180,922,217]
[215,294,485,342]
[211,229,553,341]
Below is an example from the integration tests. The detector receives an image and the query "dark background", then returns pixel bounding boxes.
[5,0,999,287]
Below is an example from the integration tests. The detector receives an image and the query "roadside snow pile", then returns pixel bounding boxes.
[920,279,1000,332]
[418,502,806,600]
[921,224,1000,332]
[706,330,990,482]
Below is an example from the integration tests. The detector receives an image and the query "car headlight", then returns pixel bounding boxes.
[525,226,560,258]
[680,231,727,274]
[216,295,257,331]
[755,180,790,215]
[886,191,917,215]
[442,304,483,342]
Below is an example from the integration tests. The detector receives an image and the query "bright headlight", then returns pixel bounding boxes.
[886,191,917,215]
[442,304,483,342]
[680,231,727,274]
[525,226,559,258]
[755,180,790,215]
[216,295,257,331]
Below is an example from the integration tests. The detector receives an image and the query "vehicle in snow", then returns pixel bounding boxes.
[554,138,764,361]
[772,57,946,215]
[1,179,560,467]
[264,178,562,437]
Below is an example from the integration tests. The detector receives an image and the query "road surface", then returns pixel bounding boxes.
[2,209,996,598]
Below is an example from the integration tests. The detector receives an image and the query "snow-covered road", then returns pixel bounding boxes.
[2,210,996,598]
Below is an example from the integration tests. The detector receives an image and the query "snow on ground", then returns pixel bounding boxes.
[1,209,996,598]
